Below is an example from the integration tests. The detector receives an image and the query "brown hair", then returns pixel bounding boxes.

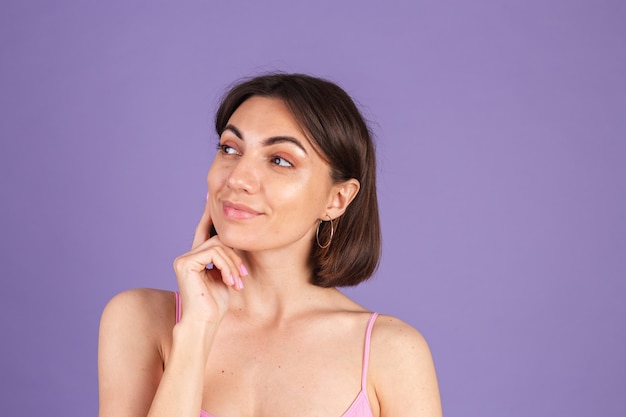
[215,73,381,287]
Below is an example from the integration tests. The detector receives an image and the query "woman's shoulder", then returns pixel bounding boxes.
[369,313,433,370]
[369,314,441,415]
[98,289,178,416]
[100,288,176,340]
[103,288,175,316]
[371,314,430,350]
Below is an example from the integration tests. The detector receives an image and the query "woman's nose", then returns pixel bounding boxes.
[226,155,260,193]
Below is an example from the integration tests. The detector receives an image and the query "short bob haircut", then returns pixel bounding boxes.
[215,73,381,287]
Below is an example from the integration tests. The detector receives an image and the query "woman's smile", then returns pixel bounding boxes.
[221,200,262,220]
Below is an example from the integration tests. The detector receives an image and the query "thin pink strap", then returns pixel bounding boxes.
[174,291,182,323]
[361,312,379,389]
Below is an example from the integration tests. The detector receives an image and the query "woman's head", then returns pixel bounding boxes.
[213,73,381,287]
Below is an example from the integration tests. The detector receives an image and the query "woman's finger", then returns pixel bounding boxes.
[175,240,245,290]
[203,245,241,289]
[186,235,242,265]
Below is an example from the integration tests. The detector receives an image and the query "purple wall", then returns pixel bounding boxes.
[1,1,624,416]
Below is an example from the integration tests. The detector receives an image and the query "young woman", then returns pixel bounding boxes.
[98,73,442,417]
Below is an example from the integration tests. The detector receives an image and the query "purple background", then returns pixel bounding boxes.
[1,1,624,416]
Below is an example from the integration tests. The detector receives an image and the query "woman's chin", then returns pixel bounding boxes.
[214,230,257,251]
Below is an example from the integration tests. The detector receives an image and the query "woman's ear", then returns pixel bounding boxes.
[325,179,360,219]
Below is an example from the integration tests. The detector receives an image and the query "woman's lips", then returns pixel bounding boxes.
[222,201,261,220]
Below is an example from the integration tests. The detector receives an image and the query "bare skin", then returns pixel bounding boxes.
[98,97,442,417]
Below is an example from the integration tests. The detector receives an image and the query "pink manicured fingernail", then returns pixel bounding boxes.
[240,264,248,276]
[237,277,244,290]
[228,274,235,286]
[206,192,209,202]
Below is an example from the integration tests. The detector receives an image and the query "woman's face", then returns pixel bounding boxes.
[207,96,337,253]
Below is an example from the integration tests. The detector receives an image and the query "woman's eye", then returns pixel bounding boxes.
[271,156,293,167]
[218,144,239,155]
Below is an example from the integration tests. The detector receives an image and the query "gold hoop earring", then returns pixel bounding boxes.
[316,215,334,249]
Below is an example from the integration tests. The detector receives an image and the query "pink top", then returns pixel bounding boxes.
[174,292,377,417]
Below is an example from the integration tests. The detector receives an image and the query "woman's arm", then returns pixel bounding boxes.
[98,196,246,417]
[371,316,442,417]
[145,302,220,417]
[98,287,222,417]
[98,288,171,417]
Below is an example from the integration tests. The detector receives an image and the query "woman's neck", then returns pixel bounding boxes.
[227,247,336,323]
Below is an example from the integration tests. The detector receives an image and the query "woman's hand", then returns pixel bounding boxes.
[173,194,247,325]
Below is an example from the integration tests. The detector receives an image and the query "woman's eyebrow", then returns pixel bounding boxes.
[263,136,308,155]
[222,124,308,155]
[221,124,243,138]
